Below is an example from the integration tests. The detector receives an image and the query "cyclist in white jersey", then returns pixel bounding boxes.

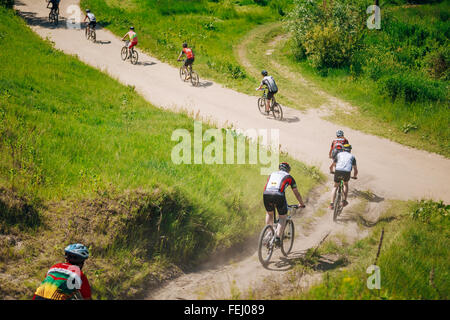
[84,9,96,31]
[256,70,278,113]
[329,144,358,210]
[263,162,306,246]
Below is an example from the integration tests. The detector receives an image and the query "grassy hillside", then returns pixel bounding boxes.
[284,0,449,156]
[80,0,293,90]
[288,200,450,300]
[0,6,322,299]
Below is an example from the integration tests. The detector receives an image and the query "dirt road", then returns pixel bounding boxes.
[15,0,450,299]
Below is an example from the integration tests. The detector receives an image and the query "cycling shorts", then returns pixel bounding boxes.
[334,170,351,183]
[184,58,194,67]
[128,40,137,49]
[263,193,288,215]
[267,90,277,100]
[88,21,96,28]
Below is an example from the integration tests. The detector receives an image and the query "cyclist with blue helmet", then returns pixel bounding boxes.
[33,243,92,300]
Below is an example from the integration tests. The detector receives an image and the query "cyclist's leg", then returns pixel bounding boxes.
[330,177,339,209]
[263,194,275,226]
[274,196,288,239]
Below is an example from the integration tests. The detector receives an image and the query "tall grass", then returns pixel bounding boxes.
[285,200,449,300]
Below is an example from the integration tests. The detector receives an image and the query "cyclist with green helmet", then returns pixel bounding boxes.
[33,243,92,300]
[263,162,306,246]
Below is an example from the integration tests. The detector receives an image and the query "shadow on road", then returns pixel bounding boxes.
[262,249,347,272]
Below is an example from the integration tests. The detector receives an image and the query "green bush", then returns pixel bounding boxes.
[287,0,365,69]
[0,0,13,8]
[381,73,448,103]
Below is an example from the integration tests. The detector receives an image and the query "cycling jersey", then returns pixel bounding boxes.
[127,31,138,43]
[260,76,278,93]
[33,263,91,300]
[264,170,297,196]
[182,48,194,59]
[331,137,348,150]
[86,12,96,22]
[334,151,356,172]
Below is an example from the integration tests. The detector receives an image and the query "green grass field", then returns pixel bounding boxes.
[0,6,322,299]
[288,200,450,300]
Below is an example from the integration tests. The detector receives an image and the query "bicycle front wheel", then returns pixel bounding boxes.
[272,102,283,120]
[190,71,199,87]
[131,50,139,65]
[258,224,275,266]
[281,219,295,256]
[121,47,128,61]
[257,98,267,115]
[333,187,342,221]
[179,66,187,81]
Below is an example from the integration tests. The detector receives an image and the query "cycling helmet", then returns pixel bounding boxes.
[65,243,90,260]
[279,162,291,172]
[336,130,344,137]
[182,42,188,48]
[86,9,90,13]
[130,26,135,30]
[343,144,352,152]
[261,70,268,77]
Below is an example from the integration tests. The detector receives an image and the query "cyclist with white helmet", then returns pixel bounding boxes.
[256,70,278,113]
[329,130,349,159]
[84,9,96,34]
[33,244,92,300]
[329,144,358,210]
[263,162,306,247]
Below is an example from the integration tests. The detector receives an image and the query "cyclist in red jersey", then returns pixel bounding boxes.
[177,42,195,78]
[33,244,92,300]
[329,130,349,159]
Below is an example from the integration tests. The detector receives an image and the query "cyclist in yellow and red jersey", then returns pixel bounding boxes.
[177,42,195,77]
[121,26,138,57]
[33,244,92,300]
[329,130,349,159]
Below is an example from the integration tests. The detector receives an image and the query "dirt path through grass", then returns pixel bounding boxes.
[14,0,450,299]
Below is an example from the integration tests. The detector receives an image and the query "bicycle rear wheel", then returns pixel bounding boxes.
[190,71,199,87]
[281,219,295,256]
[91,30,96,42]
[121,47,128,61]
[272,102,283,120]
[258,224,275,266]
[131,50,139,65]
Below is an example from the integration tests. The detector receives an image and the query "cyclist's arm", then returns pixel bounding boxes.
[177,51,184,61]
[330,161,336,173]
[352,158,358,178]
[121,33,129,41]
[292,187,305,207]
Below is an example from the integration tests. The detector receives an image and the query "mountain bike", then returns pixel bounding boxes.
[178,60,199,87]
[258,204,301,267]
[257,88,283,120]
[48,6,59,25]
[121,41,139,65]
[85,23,96,42]
[330,172,357,221]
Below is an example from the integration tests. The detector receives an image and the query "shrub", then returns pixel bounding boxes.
[423,46,449,81]
[0,0,13,8]
[381,73,448,103]
[287,0,365,69]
